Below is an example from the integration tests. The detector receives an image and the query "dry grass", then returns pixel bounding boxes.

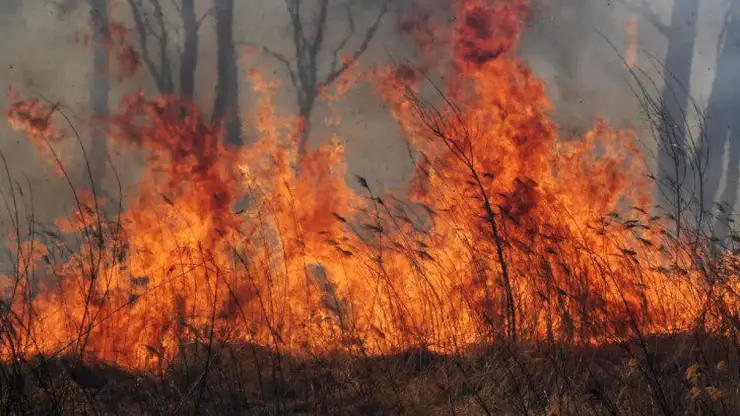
[2,334,738,414]
[0,71,739,415]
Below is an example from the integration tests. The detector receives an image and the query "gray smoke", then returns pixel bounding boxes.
[0,0,736,225]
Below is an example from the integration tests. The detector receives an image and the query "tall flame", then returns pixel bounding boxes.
[3,0,737,373]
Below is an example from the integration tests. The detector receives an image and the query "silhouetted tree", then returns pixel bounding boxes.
[652,0,700,225]
[127,0,243,146]
[179,0,198,99]
[700,0,740,238]
[621,0,700,224]
[264,0,389,165]
[126,0,209,96]
[213,0,241,145]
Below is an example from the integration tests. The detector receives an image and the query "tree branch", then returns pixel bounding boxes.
[321,0,389,88]
[127,0,167,92]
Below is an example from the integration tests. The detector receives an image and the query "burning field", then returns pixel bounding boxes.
[0,0,738,414]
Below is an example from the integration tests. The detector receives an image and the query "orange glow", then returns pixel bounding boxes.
[625,16,639,69]
[2,0,737,373]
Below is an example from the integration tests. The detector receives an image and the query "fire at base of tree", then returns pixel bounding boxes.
[0,0,738,414]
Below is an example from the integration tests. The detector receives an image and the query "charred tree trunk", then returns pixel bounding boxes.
[88,0,110,184]
[213,0,242,145]
[287,0,327,162]
[700,1,740,238]
[179,0,198,99]
[297,96,316,159]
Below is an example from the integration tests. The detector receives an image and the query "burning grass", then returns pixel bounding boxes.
[0,0,739,414]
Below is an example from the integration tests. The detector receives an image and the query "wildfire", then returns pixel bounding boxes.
[2,0,738,373]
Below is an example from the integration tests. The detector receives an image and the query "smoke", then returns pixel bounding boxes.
[0,0,736,223]
[518,0,639,132]
[517,0,733,139]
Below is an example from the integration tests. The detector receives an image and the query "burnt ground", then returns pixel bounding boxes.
[1,332,738,415]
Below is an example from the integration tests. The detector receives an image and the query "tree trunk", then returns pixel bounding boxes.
[179,0,198,99]
[213,0,242,145]
[297,97,315,162]
[654,0,699,224]
[700,1,740,238]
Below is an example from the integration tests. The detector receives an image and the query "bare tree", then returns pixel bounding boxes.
[179,0,198,99]
[264,0,389,165]
[652,0,700,224]
[699,0,740,238]
[213,0,241,145]
[126,0,210,97]
[621,0,700,218]
[126,0,243,146]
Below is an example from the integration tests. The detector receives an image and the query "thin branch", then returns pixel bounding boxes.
[320,0,389,88]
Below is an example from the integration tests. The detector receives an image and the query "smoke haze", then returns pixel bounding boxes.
[0,0,737,224]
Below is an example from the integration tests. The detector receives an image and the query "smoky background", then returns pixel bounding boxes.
[0,0,735,227]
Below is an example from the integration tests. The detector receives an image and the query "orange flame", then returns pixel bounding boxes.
[625,16,639,69]
[2,0,737,372]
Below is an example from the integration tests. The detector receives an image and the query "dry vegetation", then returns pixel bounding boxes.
[0,1,739,415]
[3,333,739,415]
[1,80,739,415]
